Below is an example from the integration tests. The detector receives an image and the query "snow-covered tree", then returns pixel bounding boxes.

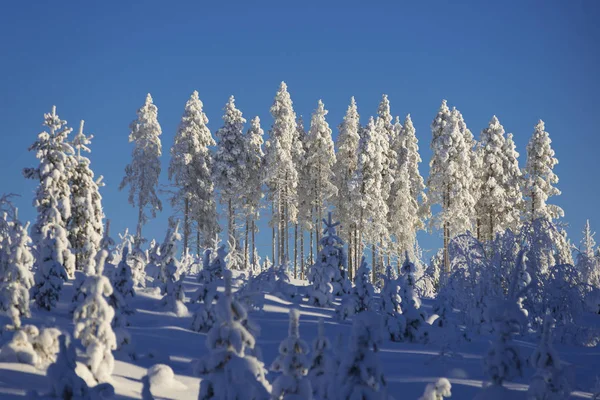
[308,213,350,306]
[119,93,163,241]
[427,103,476,271]
[39,334,113,399]
[389,162,420,257]
[577,220,600,287]
[379,265,405,342]
[308,318,335,400]
[191,247,226,332]
[72,248,117,383]
[213,95,247,245]
[68,120,104,273]
[351,117,388,282]
[23,106,74,246]
[0,212,34,329]
[32,203,74,310]
[332,97,361,277]
[243,116,265,271]
[501,132,524,232]
[399,253,429,343]
[524,120,563,223]
[336,256,375,320]
[109,245,135,328]
[271,308,312,399]
[336,311,390,399]
[475,251,531,400]
[265,82,299,265]
[159,224,187,316]
[305,100,337,250]
[419,378,452,400]
[195,270,271,399]
[376,95,396,225]
[169,91,218,252]
[527,313,572,400]
[295,116,313,276]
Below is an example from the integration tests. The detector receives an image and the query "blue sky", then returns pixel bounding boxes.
[1,1,599,261]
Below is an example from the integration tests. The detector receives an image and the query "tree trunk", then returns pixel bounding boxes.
[244,218,249,271]
[348,225,353,282]
[294,224,298,278]
[300,230,305,279]
[183,197,189,253]
[272,224,276,267]
[371,244,376,283]
[251,219,256,269]
[196,223,201,255]
[309,208,314,265]
[136,206,143,244]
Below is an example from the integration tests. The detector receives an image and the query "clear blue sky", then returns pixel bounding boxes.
[1,1,599,261]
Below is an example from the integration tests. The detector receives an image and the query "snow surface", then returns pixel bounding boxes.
[0,272,599,399]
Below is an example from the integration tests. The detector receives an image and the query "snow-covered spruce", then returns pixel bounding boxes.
[308,213,350,306]
[0,324,63,368]
[418,378,452,400]
[379,265,405,342]
[72,249,117,383]
[68,120,104,273]
[213,95,248,252]
[0,212,35,329]
[577,220,600,289]
[159,223,187,316]
[270,308,312,400]
[524,120,563,224]
[195,269,270,399]
[307,318,335,400]
[23,106,75,257]
[191,247,226,332]
[399,253,429,343]
[336,256,374,320]
[332,97,360,274]
[474,251,531,400]
[109,245,135,331]
[31,207,73,311]
[120,93,163,241]
[169,90,219,252]
[527,313,572,400]
[336,311,391,399]
[35,334,114,400]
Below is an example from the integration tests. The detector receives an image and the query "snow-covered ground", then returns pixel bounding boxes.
[1,274,598,399]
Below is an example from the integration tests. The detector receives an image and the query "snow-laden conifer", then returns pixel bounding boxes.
[243,117,265,271]
[119,93,163,241]
[308,318,335,400]
[270,308,312,400]
[527,313,572,400]
[195,270,271,399]
[295,116,313,274]
[68,120,104,273]
[419,378,452,400]
[42,334,114,399]
[336,256,374,320]
[351,117,388,282]
[427,104,476,271]
[32,202,74,310]
[191,247,226,332]
[577,220,600,287]
[376,95,396,221]
[501,132,524,232]
[159,224,187,316]
[305,100,337,247]
[264,82,299,265]
[213,96,247,245]
[332,97,360,275]
[0,211,34,329]
[23,106,74,246]
[308,213,350,306]
[169,91,218,251]
[379,265,405,342]
[72,249,117,383]
[110,245,135,328]
[399,253,429,343]
[524,120,563,223]
[336,311,390,399]
[389,163,420,257]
